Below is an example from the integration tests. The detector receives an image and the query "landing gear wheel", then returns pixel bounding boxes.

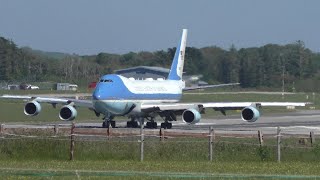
[152,122,157,129]
[146,121,157,129]
[102,121,108,128]
[127,121,132,128]
[102,120,116,128]
[132,121,138,128]
[160,122,172,129]
[161,123,165,129]
[110,121,116,128]
[127,121,139,128]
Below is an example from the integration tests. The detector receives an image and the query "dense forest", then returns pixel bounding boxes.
[1,36,320,92]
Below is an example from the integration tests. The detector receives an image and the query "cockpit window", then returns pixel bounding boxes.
[100,79,113,83]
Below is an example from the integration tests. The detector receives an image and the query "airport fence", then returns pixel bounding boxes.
[0,123,319,162]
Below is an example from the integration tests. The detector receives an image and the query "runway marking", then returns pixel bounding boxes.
[75,170,81,180]
[175,122,216,125]
[282,126,320,130]
[266,115,320,119]
[0,167,319,179]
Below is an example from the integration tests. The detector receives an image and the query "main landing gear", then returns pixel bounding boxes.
[158,111,175,129]
[126,117,172,129]
[144,117,156,129]
[146,121,157,129]
[102,115,115,128]
[127,117,158,129]
[127,118,139,128]
[160,122,172,129]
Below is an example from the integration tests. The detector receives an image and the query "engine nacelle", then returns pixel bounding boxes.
[59,105,77,121]
[24,101,41,116]
[182,108,201,124]
[241,106,260,122]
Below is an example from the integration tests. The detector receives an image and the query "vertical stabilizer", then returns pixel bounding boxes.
[167,29,188,80]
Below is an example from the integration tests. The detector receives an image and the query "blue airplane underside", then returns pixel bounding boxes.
[93,100,135,116]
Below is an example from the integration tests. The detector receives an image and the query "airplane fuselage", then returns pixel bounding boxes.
[92,74,185,116]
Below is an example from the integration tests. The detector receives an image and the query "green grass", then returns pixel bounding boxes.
[1,161,320,179]
[0,136,319,179]
[0,130,318,179]
[0,136,318,162]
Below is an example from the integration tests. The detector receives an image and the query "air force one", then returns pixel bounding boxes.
[1,29,309,129]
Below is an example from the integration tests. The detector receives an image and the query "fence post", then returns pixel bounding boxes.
[208,126,214,161]
[277,126,281,163]
[140,120,144,162]
[258,130,264,146]
[0,124,4,137]
[70,122,75,161]
[160,128,164,142]
[54,124,59,136]
[107,125,111,140]
[310,131,315,146]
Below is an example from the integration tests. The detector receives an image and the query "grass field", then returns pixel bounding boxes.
[0,135,319,179]
[1,161,320,179]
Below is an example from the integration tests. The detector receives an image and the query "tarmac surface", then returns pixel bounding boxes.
[4,110,320,136]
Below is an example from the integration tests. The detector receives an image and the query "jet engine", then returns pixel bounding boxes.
[241,106,260,122]
[182,108,201,124]
[24,101,41,116]
[59,105,77,121]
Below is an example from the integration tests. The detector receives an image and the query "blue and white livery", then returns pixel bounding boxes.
[1,29,309,129]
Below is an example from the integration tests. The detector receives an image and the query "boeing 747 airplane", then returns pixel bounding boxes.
[1,29,309,129]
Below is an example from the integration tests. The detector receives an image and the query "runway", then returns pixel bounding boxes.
[3,110,320,136]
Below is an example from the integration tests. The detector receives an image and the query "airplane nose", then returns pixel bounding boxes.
[92,93,100,100]
[92,89,101,100]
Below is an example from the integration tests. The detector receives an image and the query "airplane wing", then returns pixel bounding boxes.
[1,94,309,126]
[183,83,240,91]
[1,94,94,121]
[1,95,93,108]
[141,102,307,111]
[141,101,309,123]
[202,102,308,109]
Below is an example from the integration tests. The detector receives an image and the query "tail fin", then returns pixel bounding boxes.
[167,29,188,80]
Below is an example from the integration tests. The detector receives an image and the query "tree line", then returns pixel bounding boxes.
[1,36,320,91]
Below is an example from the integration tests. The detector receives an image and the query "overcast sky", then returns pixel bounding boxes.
[0,0,319,55]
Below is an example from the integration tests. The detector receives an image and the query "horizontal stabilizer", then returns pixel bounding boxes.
[183,83,240,91]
